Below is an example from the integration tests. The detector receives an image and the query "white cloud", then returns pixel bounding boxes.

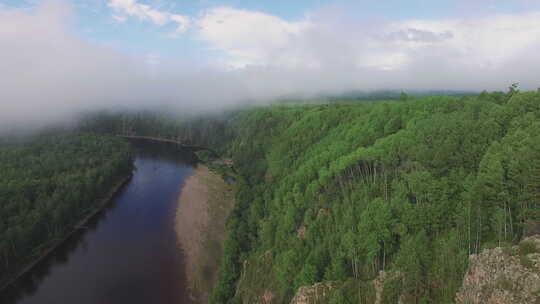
[196,7,312,68]
[112,14,127,23]
[194,7,540,89]
[392,12,540,70]
[108,0,190,33]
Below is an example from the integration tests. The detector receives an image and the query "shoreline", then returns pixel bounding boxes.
[175,164,235,302]
[0,173,133,292]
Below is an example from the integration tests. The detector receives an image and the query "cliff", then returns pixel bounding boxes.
[456,235,540,304]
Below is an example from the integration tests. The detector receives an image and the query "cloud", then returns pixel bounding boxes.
[112,14,127,23]
[0,1,152,132]
[384,28,453,43]
[2,1,540,133]
[196,7,312,68]
[194,7,540,89]
[108,0,189,33]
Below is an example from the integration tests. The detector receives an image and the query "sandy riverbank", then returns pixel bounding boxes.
[175,164,235,302]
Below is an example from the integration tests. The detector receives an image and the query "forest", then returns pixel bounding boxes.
[0,134,132,285]
[208,89,540,303]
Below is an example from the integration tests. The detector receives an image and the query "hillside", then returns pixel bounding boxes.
[0,134,132,288]
[210,90,540,303]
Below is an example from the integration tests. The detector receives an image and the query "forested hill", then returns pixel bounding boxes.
[0,134,132,287]
[211,90,540,303]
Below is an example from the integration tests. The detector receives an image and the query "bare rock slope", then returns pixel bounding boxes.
[456,235,540,304]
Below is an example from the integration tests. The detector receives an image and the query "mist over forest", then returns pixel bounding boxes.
[2,0,540,132]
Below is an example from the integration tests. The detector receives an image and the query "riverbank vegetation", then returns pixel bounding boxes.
[0,134,132,286]
[79,110,235,151]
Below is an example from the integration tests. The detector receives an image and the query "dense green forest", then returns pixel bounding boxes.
[0,134,132,284]
[209,89,540,303]
[75,89,540,303]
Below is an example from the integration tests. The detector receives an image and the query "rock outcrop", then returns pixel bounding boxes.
[289,271,402,304]
[373,271,403,304]
[289,237,540,304]
[289,282,334,304]
[456,235,540,304]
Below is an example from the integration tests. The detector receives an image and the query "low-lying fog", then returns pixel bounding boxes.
[1,0,540,132]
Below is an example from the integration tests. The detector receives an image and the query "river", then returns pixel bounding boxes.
[1,141,197,304]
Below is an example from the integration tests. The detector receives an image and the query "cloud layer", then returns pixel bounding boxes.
[1,0,540,132]
[196,6,540,90]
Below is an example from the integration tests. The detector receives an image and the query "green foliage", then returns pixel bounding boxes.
[0,133,132,283]
[381,277,403,304]
[326,279,376,304]
[519,241,539,256]
[195,150,213,162]
[209,90,540,303]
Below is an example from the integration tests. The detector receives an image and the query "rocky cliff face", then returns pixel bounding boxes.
[289,237,540,304]
[289,282,334,304]
[289,271,399,304]
[456,235,540,304]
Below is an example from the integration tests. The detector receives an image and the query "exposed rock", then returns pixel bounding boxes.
[290,272,403,304]
[373,270,403,304]
[317,208,330,219]
[289,282,334,304]
[456,235,540,304]
[261,290,275,303]
[524,220,540,237]
[264,170,273,183]
[234,251,279,304]
[297,225,307,239]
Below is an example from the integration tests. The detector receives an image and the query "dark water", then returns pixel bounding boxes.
[1,142,196,304]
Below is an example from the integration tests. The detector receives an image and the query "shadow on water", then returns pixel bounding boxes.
[129,139,199,165]
[1,187,129,303]
[1,140,198,304]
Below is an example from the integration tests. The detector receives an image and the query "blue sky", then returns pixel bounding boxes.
[2,0,537,63]
[3,0,331,60]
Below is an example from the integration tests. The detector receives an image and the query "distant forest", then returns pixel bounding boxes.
[318,89,478,102]
[0,134,132,284]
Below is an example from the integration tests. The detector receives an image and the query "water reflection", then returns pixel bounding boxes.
[1,140,196,304]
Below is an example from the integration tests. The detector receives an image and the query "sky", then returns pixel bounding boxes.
[1,0,540,131]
